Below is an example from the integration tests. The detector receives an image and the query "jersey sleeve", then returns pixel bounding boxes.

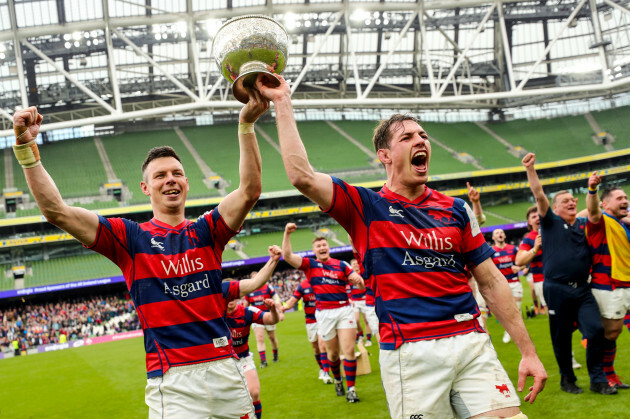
[268,284,276,298]
[323,177,370,251]
[222,281,241,302]
[195,208,240,256]
[299,257,311,274]
[247,306,265,325]
[458,200,494,267]
[587,216,605,238]
[293,284,304,300]
[87,216,132,266]
[518,234,534,252]
[341,260,354,281]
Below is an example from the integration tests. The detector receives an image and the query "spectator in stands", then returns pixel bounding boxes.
[258,75,546,417]
[522,152,615,395]
[12,90,270,418]
[585,172,630,390]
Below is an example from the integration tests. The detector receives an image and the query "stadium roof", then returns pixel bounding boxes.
[0,0,628,135]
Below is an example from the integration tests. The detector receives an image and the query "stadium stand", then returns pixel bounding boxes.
[590,106,630,149]
[27,254,120,287]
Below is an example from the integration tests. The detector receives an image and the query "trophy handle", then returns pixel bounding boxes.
[232,60,281,103]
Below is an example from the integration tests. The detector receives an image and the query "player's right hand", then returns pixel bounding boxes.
[13,106,43,144]
[285,223,297,234]
[239,86,269,124]
[521,152,536,168]
[268,245,281,261]
[255,73,291,102]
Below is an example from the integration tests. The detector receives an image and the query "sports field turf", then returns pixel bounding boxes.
[1,278,629,418]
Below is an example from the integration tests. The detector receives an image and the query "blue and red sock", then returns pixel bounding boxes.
[253,400,262,419]
[330,358,342,381]
[259,351,266,363]
[603,338,617,379]
[315,353,322,369]
[321,351,329,373]
[343,358,357,388]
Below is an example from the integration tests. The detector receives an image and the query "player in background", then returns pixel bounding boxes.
[516,206,547,316]
[348,235,380,344]
[258,74,545,417]
[347,258,372,345]
[227,290,284,418]
[491,228,524,343]
[244,277,281,367]
[466,182,490,331]
[585,172,630,390]
[282,223,365,403]
[283,276,333,383]
[349,258,375,346]
[12,87,268,418]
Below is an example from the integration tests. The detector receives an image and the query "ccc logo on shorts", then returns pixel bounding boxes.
[409,415,424,419]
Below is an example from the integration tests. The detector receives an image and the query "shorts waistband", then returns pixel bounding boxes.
[168,357,233,374]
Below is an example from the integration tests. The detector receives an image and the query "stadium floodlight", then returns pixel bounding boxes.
[350,9,370,22]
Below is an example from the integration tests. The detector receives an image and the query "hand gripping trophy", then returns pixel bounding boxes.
[212,15,289,103]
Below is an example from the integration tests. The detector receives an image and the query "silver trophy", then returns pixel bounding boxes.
[212,15,289,103]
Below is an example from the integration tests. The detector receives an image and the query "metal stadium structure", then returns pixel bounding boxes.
[0,0,628,136]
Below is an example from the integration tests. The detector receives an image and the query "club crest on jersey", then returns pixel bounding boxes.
[389,206,404,218]
[151,238,165,252]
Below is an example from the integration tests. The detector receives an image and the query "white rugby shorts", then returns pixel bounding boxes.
[380,332,519,418]
[365,305,379,336]
[534,282,546,307]
[592,287,630,319]
[252,323,276,332]
[352,299,369,314]
[315,304,355,341]
[305,322,319,343]
[508,281,523,299]
[145,357,254,419]
[238,353,257,373]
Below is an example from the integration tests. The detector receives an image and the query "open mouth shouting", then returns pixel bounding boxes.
[411,150,428,173]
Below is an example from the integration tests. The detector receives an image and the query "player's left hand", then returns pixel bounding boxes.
[588,171,602,190]
[518,354,547,403]
[239,86,269,124]
[466,182,480,203]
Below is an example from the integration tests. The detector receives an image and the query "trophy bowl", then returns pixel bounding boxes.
[212,15,289,104]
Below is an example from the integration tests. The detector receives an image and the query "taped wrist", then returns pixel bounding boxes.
[13,140,41,168]
[238,122,255,135]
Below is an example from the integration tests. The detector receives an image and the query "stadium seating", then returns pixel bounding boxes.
[27,253,120,287]
[487,115,604,162]
[590,106,630,149]
[100,130,213,204]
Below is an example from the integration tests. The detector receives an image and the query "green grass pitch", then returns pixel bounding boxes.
[1,278,629,418]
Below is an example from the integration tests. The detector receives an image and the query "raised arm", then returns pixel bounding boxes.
[13,107,99,246]
[586,171,603,224]
[472,258,547,403]
[282,223,304,269]
[238,245,281,296]
[522,153,549,218]
[217,88,268,231]
[467,182,486,225]
[255,75,334,209]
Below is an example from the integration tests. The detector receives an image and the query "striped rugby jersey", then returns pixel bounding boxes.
[245,284,276,312]
[88,210,240,378]
[587,213,630,290]
[226,304,265,358]
[491,244,519,283]
[324,177,493,350]
[299,257,354,310]
[518,230,543,283]
[292,279,317,324]
[353,252,376,306]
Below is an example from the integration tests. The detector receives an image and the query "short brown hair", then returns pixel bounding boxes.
[141,146,182,178]
[373,114,420,152]
[601,187,623,202]
[525,205,538,231]
[312,236,328,245]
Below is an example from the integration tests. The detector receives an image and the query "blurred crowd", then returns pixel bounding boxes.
[0,293,139,354]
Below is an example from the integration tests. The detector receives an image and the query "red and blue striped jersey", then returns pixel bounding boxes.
[587,214,630,290]
[245,284,276,312]
[348,284,366,301]
[88,210,240,378]
[353,251,375,306]
[292,279,317,324]
[518,231,543,283]
[226,304,265,358]
[299,257,354,310]
[324,178,493,350]
[491,244,519,283]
